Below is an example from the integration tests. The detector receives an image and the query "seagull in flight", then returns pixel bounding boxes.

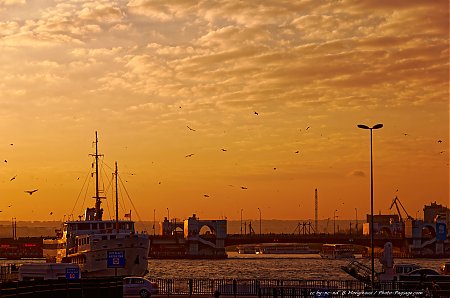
[10,175,17,181]
[254,111,259,115]
[24,189,38,195]
[295,151,300,154]
[187,125,196,131]
[240,186,248,190]
[438,140,443,143]
[203,194,210,198]
[185,153,195,158]
[221,149,227,152]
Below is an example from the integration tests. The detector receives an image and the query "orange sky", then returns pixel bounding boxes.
[0,0,448,223]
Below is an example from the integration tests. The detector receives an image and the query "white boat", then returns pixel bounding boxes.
[43,132,150,277]
[255,243,319,254]
[320,244,355,259]
[237,245,257,254]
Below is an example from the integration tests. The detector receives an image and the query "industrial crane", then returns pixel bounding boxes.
[389,196,414,222]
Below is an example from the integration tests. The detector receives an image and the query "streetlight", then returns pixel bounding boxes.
[333,209,338,235]
[358,123,383,290]
[240,209,243,235]
[257,208,262,237]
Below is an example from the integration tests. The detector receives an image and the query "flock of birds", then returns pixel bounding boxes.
[0,113,447,217]
[1,143,42,214]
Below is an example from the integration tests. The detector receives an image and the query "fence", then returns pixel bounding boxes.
[148,278,450,297]
[0,277,122,298]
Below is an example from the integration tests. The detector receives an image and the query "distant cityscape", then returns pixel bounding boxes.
[0,200,447,238]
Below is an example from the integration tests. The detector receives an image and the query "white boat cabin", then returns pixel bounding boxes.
[65,220,135,237]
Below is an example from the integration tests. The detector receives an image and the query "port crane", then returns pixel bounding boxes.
[389,196,413,222]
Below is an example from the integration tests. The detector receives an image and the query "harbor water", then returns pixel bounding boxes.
[146,252,448,280]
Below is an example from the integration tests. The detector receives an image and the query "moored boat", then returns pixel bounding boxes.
[43,132,149,277]
[320,244,355,259]
[255,243,319,254]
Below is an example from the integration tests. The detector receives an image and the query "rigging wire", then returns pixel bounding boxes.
[71,169,92,218]
[118,175,149,233]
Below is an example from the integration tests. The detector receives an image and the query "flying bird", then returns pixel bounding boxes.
[295,151,300,154]
[403,133,408,136]
[221,149,227,152]
[273,167,277,170]
[240,186,248,190]
[203,194,210,198]
[438,140,442,143]
[8,205,12,208]
[254,111,259,115]
[187,125,196,131]
[50,212,53,215]
[10,175,16,181]
[4,160,7,163]
[185,153,195,158]
[24,189,38,195]
[306,126,310,130]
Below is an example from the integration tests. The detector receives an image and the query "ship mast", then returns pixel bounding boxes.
[115,161,119,232]
[91,131,104,220]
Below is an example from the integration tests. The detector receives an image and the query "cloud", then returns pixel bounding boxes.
[0,0,25,5]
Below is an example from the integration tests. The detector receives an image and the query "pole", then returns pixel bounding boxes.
[240,209,243,235]
[257,208,261,236]
[358,123,382,291]
[355,208,358,237]
[369,128,375,290]
[153,209,156,236]
[334,210,337,235]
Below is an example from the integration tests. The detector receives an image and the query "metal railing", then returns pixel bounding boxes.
[148,278,450,297]
[0,278,122,298]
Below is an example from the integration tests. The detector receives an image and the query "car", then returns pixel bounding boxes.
[123,277,159,298]
[407,268,441,276]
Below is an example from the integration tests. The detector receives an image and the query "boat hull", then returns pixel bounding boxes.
[66,234,149,277]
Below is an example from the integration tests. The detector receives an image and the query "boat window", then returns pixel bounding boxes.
[77,223,90,230]
[110,235,116,239]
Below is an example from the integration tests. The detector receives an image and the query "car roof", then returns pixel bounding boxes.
[408,268,440,275]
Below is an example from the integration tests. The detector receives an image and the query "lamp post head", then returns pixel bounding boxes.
[358,124,383,130]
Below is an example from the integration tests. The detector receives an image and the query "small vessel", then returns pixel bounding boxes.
[43,132,150,277]
[237,245,257,254]
[255,243,319,254]
[320,244,355,259]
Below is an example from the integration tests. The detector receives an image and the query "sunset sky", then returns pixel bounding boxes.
[0,0,448,224]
